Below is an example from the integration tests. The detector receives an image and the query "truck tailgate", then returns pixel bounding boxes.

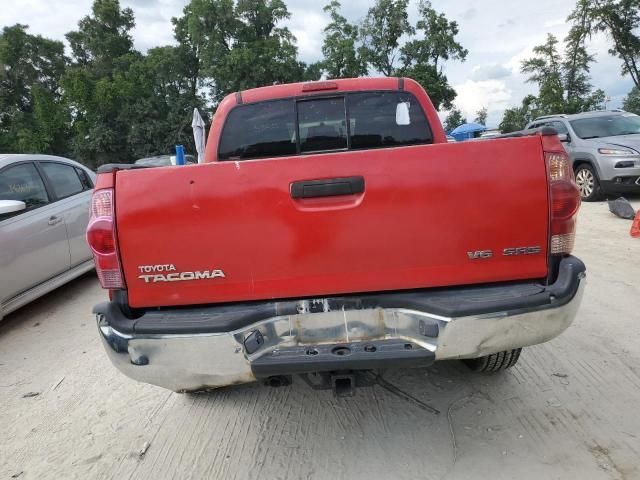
[115,137,549,308]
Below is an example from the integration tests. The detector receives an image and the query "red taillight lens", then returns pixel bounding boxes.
[86,188,125,289]
[551,180,581,220]
[545,152,580,255]
[86,219,115,254]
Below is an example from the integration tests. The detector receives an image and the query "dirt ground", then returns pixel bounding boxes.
[1,198,639,480]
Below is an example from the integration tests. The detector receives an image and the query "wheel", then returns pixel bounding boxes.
[574,164,602,201]
[463,348,522,373]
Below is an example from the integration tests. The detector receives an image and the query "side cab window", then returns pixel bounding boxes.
[0,163,49,221]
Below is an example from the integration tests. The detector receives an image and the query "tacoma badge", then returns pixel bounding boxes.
[137,264,225,283]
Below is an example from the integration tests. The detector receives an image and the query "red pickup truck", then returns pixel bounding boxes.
[89,77,585,395]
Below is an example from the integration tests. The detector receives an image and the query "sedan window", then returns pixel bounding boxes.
[0,163,49,216]
[41,162,85,199]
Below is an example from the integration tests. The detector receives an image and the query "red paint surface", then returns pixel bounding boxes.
[115,141,549,308]
[100,77,553,308]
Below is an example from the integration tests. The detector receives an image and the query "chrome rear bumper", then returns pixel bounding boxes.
[96,261,585,392]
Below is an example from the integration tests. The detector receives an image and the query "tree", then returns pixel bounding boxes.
[623,86,640,114]
[474,107,487,125]
[320,1,367,78]
[126,46,206,160]
[565,0,596,111]
[443,107,466,132]
[521,34,566,115]
[400,0,467,71]
[570,0,640,87]
[0,25,68,154]
[520,33,604,117]
[63,0,141,166]
[322,0,465,110]
[172,0,237,103]
[360,0,413,76]
[499,95,539,133]
[174,0,306,105]
[397,0,467,110]
[500,29,607,134]
[302,62,324,81]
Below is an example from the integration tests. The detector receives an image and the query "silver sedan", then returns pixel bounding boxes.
[0,154,96,320]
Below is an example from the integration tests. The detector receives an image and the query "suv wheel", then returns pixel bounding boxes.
[463,349,522,373]
[575,164,602,201]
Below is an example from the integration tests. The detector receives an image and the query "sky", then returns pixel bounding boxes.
[3,0,636,127]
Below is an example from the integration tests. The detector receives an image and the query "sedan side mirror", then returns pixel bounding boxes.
[558,133,570,143]
[0,200,27,215]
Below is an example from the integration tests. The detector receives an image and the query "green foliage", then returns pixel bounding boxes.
[443,107,466,132]
[397,0,466,110]
[565,0,598,111]
[320,0,466,110]
[569,0,640,87]
[66,0,135,73]
[320,1,367,78]
[0,24,68,154]
[474,107,488,126]
[175,0,306,105]
[521,34,566,115]
[400,0,467,69]
[62,0,141,166]
[302,62,324,82]
[521,33,605,115]
[502,31,606,133]
[1,0,468,163]
[360,0,413,77]
[499,95,539,133]
[126,46,205,160]
[6,0,636,166]
[60,0,207,167]
[623,87,640,114]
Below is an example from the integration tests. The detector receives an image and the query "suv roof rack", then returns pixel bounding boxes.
[533,114,568,121]
[535,109,627,123]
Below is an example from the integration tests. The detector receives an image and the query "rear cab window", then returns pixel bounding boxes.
[218,91,433,161]
[298,97,348,153]
[348,92,432,149]
[218,99,296,160]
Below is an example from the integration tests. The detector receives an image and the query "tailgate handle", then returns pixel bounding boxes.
[290,176,365,199]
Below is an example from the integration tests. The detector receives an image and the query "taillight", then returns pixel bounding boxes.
[545,151,580,255]
[86,188,125,289]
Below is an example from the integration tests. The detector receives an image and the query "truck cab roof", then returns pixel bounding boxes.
[233,77,409,105]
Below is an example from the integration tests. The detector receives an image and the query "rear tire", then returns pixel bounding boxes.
[574,163,603,202]
[463,348,522,373]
